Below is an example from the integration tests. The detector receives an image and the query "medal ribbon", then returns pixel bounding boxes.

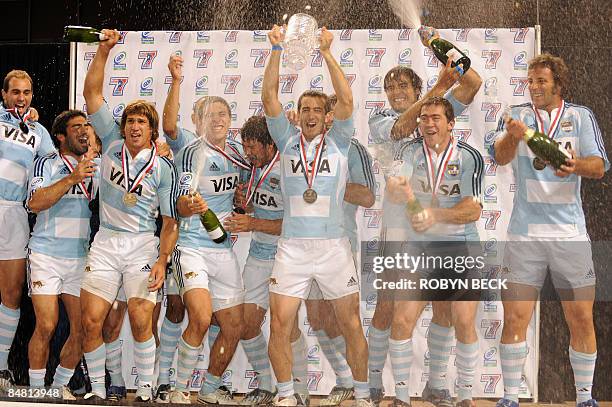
[533,100,565,140]
[5,107,32,129]
[59,154,92,201]
[205,140,252,170]
[299,131,327,189]
[121,142,157,193]
[422,137,455,200]
[245,151,280,206]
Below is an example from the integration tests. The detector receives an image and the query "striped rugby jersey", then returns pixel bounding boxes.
[389,136,484,241]
[27,153,100,258]
[89,105,178,234]
[265,112,353,239]
[492,101,609,237]
[0,109,56,202]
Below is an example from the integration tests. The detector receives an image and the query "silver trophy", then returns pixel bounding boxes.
[283,13,319,71]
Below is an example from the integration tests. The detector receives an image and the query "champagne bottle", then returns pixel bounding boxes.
[200,209,228,244]
[418,26,471,75]
[406,197,424,216]
[63,26,107,43]
[523,129,572,169]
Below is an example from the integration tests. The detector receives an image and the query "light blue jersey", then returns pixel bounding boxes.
[0,111,56,202]
[175,133,246,249]
[247,159,283,260]
[166,127,196,155]
[89,105,178,233]
[368,90,467,154]
[27,153,99,258]
[344,139,376,252]
[265,113,353,239]
[492,101,609,237]
[393,137,484,241]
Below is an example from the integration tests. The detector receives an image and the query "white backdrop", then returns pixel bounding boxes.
[73,27,537,397]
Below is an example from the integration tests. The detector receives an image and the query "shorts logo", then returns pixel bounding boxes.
[446,164,459,176]
[195,76,209,95]
[347,276,358,287]
[366,48,386,67]
[140,264,152,273]
[31,281,44,288]
[514,51,528,70]
[209,162,220,172]
[139,77,154,96]
[30,177,44,189]
[197,31,210,43]
[484,28,498,43]
[113,51,127,70]
[250,49,270,68]
[269,278,278,285]
[179,173,193,188]
[340,48,354,67]
[84,265,91,273]
[585,268,595,279]
[184,271,198,279]
[138,51,157,69]
[225,49,239,68]
[140,31,154,44]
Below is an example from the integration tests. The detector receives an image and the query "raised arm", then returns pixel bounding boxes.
[162,55,183,140]
[83,29,120,115]
[262,25,284,118]
[319,28,353,120]
[494,116,526,165]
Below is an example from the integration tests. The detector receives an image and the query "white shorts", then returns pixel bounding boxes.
[82,228,160,304]
[115,283,163,303]
[243,256,274,309]
[173,245,244,312]
[28,250,86,297]
[0,201,28,260]
[503,233,595,290]
[271,238,359,300]
[308,250,359,300]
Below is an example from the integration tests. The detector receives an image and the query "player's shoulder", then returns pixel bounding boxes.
[457,140,484,164]
[397,136,423,156]
[33,151,58,175]
[565,101,596,118]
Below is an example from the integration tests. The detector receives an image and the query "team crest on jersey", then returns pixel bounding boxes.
[179,173,193,189]
[446,164,459,176]
[30,177,44,189]
[560,120,573,132]
[269,177,279,189]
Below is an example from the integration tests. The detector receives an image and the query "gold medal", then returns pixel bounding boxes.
[123,192,137,207]
[303,188,317,204]
[533,157,546,171]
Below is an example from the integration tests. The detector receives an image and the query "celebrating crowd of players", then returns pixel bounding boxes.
[0,23,607,407]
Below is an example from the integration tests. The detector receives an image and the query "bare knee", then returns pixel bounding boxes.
[34,318,58,342]
[187,310,211,336]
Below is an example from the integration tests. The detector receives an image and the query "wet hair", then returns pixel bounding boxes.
[528,53,570,97]
[3,69,33,92]
[241,115,275,149]
[121,100,159,141]
[420,96,454,122]
[51,110,87,137]
[383,66,423,100]
[194,96,231,118]
[297,90,329,113]
[326,94,337,112]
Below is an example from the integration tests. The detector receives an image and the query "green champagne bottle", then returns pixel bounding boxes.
[199,209,228,244]
[63,26,107,43]
[523,128,572,169]
[406,197,424,216]
[418,26,471,75]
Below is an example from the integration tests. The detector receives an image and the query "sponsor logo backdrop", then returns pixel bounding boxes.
[75,28,536,397]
